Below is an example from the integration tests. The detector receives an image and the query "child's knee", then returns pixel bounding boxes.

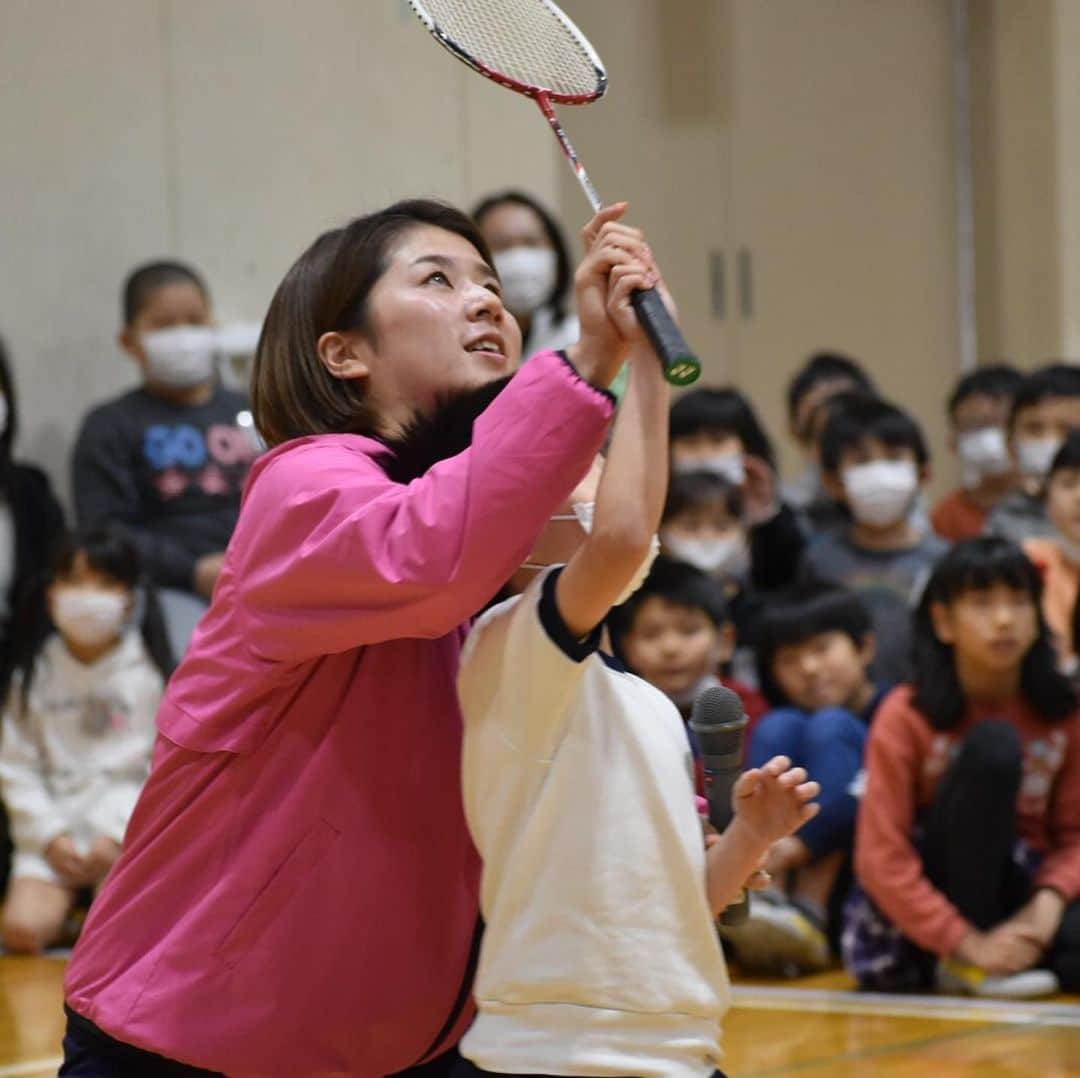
[1,912,55,954]
[958,719,1022,779]
[806,707,866,748]
[748,709,805,766]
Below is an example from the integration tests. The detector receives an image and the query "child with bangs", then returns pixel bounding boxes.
[720,580,884,976]
[846,538,1080,998]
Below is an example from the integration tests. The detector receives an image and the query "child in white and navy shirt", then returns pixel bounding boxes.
[456,247,820,1078]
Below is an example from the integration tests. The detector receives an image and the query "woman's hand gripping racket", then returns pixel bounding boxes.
[406,0,701,386]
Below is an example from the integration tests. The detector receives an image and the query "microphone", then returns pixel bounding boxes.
[689,684,750,926]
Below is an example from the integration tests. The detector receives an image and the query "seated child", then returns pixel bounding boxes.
[610,554,767,732]
[804,394,949,686]
[986,364,1080,544]
[845,538,1080,999]
[0,525,173,953]
[456,271,819,1076]
[933,365,1022,541]
[783,351,877,519]
[722,580,884,975]
[72,260,259,658]
[670,387,805,579]
[1024,431,1080,675]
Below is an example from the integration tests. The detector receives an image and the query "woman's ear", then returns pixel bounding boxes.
[929,600,954,645]
[317,331,371,383]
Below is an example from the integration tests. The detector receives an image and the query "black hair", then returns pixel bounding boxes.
[754,579,874,706]
[1008,363,1080,433]
[912,537,1076,730]
[947,363,1023,421]
[0,335,19,491]
[663,470,743,524]
[786,351,876,427]
[7,525,175,714]
[608,555,729,663]
[122,260,209,326]
[1049,428,1080,479]
[254,199,496,448]
[819,394,930,475]
[471,190,573,324]
[669,387,776,468]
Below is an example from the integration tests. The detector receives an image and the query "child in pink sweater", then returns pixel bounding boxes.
[846,537,1080,998]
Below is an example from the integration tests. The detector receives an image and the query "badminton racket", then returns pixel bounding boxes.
[406,0,701,386]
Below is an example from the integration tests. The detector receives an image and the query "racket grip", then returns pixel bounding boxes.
[630,287,701,386]
[719,890,751,927]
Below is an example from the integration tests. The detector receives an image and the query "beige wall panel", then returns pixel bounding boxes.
[0,0,172,502]
[555,0,735,383]
[728,0,959,493]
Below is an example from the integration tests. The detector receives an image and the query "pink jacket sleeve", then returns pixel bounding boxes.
[855,689,973,958]
[233,350,613,661]
[1035,714,1080,899]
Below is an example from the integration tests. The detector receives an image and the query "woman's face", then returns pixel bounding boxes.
[347,225,522,433]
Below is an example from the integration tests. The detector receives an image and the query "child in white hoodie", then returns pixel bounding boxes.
[456,231,820,1077]
[0,525,173,953]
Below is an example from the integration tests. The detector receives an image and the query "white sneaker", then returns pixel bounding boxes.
[937,960,1060,1000]
[720,891,831,976]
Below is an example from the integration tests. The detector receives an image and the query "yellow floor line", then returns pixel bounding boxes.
[0,1059,63,1077]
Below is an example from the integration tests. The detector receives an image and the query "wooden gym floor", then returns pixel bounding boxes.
[0,958,1077,1076]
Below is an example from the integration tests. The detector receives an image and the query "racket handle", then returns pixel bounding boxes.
[630,287,701,386]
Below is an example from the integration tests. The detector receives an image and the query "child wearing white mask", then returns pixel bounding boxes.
[985,365,1080,546]
[72,261,259,659]
[472,190,580,357]
[932,365,1021,542]
[803,395,948,686]
[1024,431,1080,675]
[0,525,172,953]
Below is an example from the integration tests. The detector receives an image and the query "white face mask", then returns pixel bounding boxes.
[493,247,557,318]
[1016,436,1063,481]
[842,460,919,528]
[1056,533,1080,567]
[663,532,750,578]
[526,500,659,604]
[142,326,218,389]
[52,589,128,648]
[672,452,746,486]
[957,427,1011,488]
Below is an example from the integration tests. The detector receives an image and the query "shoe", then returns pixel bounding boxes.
[937,960,1060,1000]
[719,891,831,976]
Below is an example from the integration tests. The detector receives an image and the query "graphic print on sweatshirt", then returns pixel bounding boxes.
[144,421,258,501]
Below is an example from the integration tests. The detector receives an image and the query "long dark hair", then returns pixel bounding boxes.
[912,537,1076,730]
[0,336,20,493]
[6,525,175,713]
[253,199,496,449]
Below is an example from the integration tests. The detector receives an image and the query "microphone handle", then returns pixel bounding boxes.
[699,744,752,927]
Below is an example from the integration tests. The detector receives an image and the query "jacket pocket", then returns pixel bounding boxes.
[215,816,341,969]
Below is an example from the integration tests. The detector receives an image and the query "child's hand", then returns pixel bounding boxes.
[45,834,90,887]
[86,836,123,884]
[730,756,820,849]
[956,923,1044,976]
[742,455,781,526]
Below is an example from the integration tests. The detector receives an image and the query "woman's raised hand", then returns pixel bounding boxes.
[566,203,672,389]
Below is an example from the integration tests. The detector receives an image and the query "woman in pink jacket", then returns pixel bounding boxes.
[62,199,649,1077]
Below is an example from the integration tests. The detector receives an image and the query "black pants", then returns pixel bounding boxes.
[60,1005,460,1077]
[452,1061,727,1077]
[920,719,1080,991]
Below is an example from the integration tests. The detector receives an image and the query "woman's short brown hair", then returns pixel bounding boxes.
[252,199,495,448]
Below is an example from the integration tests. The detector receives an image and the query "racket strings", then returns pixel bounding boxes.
[413,0,604,100]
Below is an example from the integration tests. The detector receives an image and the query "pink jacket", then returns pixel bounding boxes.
[65,350,613,1077]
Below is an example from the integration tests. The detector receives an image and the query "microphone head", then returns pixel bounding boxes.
[689,685,745,731]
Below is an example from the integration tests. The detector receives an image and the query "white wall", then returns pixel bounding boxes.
[0,0,560,506]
